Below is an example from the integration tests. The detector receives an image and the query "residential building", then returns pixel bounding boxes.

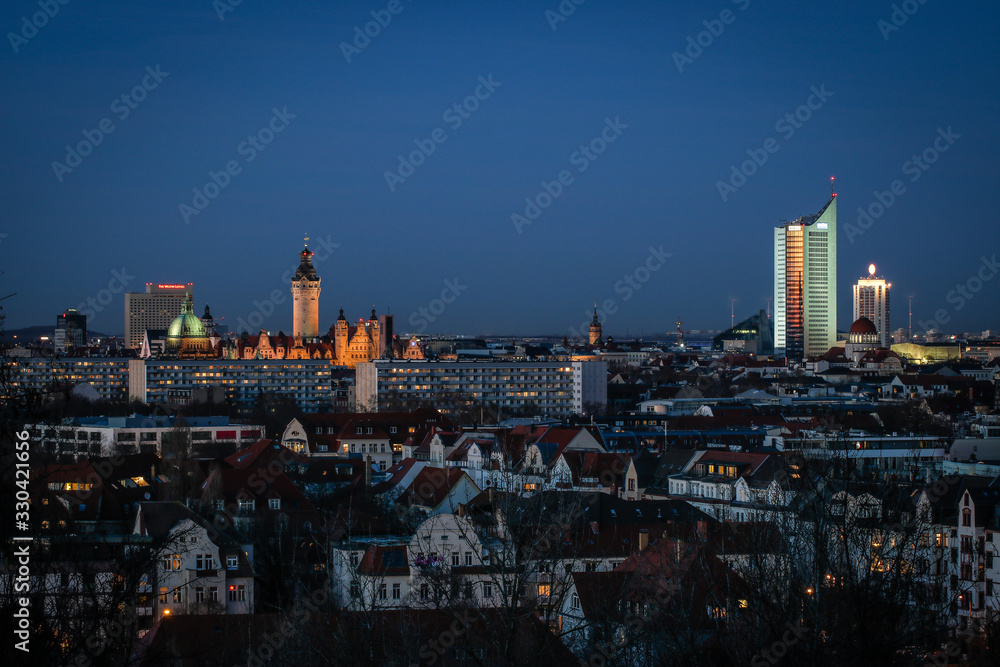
[133,501,255,616]
[128,358,337,412]
[356,359,608,418]
[8,356,131,401]
[280,409,455,469]
[24,416,263,459]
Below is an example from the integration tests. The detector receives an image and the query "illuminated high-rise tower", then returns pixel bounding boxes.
[291,243,321,340]
[774,192,837,359]
[853,264,891,348]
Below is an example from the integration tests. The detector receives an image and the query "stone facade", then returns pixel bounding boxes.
[291,245,321,340]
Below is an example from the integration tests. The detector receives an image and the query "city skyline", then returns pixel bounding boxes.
[1,1,998,337]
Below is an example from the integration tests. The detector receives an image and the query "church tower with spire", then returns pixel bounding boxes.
[291,241,321,340]
[588,301,603,346]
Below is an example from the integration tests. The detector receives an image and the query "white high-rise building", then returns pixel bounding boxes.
[774,194,837,359]
[853,264,891,348]
[124,283,193,349]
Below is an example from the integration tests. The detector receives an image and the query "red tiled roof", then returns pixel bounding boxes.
[401,467,468,508]
[357,544,410,576]
[224,439,302,469]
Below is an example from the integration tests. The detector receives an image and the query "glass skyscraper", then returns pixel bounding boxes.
[774,195,837,359]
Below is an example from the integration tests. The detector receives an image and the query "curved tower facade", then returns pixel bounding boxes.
[291,244,321,340]
[774,194,837,359]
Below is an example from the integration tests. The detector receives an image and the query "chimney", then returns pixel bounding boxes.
[365,455,372,487]
[638,529,649,552]
[457,503,465,517]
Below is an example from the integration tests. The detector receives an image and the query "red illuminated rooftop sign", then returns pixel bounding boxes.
[157,284,188,289]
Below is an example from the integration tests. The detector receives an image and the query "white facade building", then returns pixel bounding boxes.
[125,283,193,350]
[853,264,891,348]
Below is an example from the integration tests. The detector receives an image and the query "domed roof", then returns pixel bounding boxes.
[167,296,208,342]
[850,317,877,334]
[294,245,319,281]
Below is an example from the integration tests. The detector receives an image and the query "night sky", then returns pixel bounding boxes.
[2,0,998,339]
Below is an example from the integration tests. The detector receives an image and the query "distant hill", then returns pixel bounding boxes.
[0,325,118,342]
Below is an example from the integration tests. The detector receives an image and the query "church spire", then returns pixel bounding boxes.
[588,300,603,346]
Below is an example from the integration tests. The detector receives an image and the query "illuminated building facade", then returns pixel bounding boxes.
[588,302,603,346]
[291,244,321,340]
[125,283,193,349]
[356,360,608,418]
[8,357,130,401]
[331,309,381,369]
[774,195,837,359]
[128,358,335,413]
[54,308,87,350]
[853,264,891,348]
[712,309,774,355]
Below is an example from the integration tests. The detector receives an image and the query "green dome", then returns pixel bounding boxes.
[166,296,207,348]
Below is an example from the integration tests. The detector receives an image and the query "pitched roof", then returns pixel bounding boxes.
[357,544,410,576]
[224,439,301,469]
[400,467,470,508]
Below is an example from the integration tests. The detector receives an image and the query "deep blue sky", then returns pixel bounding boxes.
[2,0,998,338]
